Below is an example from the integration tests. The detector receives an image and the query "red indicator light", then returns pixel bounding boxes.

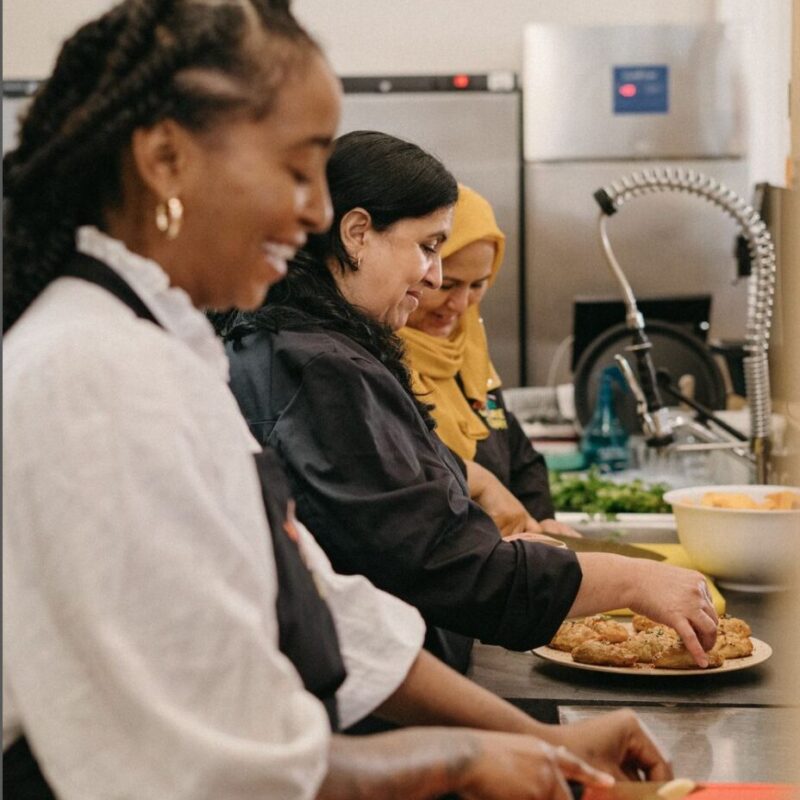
[618,83,637,98]
[452,74,470,89]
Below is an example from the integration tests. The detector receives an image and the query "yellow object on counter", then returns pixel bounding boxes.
[603,542,726,617]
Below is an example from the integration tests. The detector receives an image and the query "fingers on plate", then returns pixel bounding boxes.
[549,614,753,670]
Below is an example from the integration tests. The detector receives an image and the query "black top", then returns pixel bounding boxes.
[468,383,556,521]
[226,309,582,653]
[253,447,347,729]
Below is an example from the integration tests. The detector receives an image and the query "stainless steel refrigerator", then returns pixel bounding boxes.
[3,75,525,386]
[522,23,751,387]
[339,74,524,386]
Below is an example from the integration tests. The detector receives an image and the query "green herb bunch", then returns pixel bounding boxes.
[550,467,671,516]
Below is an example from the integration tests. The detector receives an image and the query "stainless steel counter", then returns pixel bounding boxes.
[559,706,796,783]
[467,587,798,781]
[468,589,794,708]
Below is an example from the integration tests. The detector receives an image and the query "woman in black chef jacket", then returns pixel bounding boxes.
[2,1,674,799]
[223,129,720,673]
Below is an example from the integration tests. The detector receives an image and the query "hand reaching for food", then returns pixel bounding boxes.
[623,560,719,666]
[569,554,719,667]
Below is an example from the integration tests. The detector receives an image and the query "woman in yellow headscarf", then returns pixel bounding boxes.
[400,185,561,526]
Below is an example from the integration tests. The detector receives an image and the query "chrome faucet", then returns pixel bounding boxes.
[593,169,777,483]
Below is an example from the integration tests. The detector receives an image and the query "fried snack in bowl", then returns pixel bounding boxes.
[767,490,800,510]
[700,490,800,510]
[664,484,800,590]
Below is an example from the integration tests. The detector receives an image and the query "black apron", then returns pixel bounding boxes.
[4,253,347,798]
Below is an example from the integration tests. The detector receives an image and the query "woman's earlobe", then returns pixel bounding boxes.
[130,121,188,199]
[339,207,372,250]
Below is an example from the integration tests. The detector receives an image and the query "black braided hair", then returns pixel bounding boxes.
[3,0,319,332]
[223,130,459,428]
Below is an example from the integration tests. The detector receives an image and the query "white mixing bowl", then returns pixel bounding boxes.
[663,484,800,591]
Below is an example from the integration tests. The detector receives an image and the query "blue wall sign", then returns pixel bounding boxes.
[613,65,669,114]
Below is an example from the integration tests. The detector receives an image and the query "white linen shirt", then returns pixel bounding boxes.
[2,227,425,800]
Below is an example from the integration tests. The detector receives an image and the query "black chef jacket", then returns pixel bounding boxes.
[226,311,582,654]
[468,383,556,521]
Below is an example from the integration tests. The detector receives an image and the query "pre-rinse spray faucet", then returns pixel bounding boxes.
[593,169,776,483]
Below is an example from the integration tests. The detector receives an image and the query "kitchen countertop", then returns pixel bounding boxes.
[558,706,797,783]
[468,589,795,712]
[467,587,798,781]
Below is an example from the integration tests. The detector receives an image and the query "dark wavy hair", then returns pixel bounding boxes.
[223,130,459,426]
[3,0,319,332]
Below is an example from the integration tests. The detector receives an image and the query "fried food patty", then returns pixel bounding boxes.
[632,614,660,633]
[582,614,629,643]
[653,643,724,670]
[571,639,638,668]
[712,633,754,659]
[550,614,754,670]
[718,615,752,638]
[549,620,600,652]
[622,627,680,662]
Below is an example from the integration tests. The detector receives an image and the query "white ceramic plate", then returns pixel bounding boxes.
[532,626,772,677]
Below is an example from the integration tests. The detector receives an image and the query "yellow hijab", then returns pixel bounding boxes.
[399,185,505,459]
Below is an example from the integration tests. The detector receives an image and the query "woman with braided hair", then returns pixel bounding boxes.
[3,2,672,799]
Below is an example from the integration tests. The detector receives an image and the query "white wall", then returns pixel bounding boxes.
[292,0,716,76]
[3,0,115,78]
[4,0,717,79]
[3,0,790,184]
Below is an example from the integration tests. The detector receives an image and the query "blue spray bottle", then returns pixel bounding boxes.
[580,365,630,472]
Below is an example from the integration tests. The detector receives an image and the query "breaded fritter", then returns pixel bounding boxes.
[632,614,660,633]
[552,613,755,671]
[712,633,753,659]
[653,643,724,670]
[571,639,637,668]
[718,615,752,638]
[550,620,599,652]
[622,627,680,663]
[583,614,629,643]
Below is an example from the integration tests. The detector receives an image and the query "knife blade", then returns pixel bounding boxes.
[545,535,666,561]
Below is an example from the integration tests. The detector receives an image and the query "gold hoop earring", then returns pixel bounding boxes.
[155,196,184,240]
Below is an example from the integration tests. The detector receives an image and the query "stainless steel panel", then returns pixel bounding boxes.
[524,159,750,386]
[340,93,522,386]
[558,705,797,783]
[523,24,744,161]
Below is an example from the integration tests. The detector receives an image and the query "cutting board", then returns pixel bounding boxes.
[581,783,796,799]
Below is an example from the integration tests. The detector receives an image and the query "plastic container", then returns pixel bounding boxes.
[580,365,630,472]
